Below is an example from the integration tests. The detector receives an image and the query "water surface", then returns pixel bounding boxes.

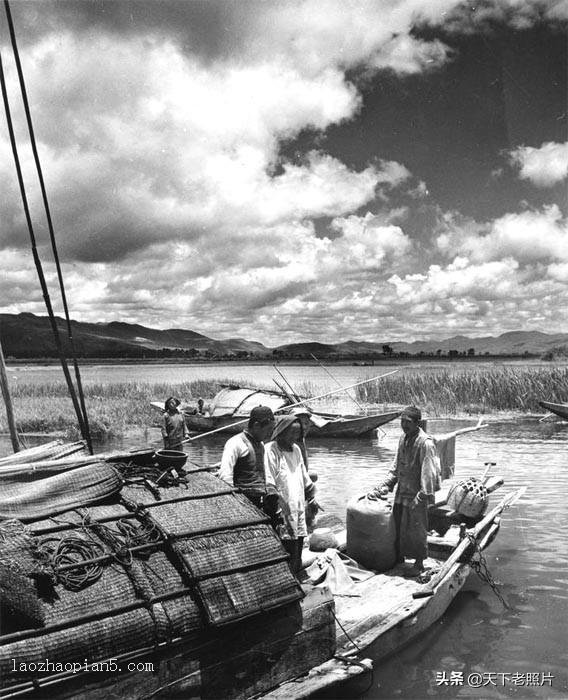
[1,373,567,698]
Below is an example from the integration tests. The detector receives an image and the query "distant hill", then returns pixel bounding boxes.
[1,313,567,359]
[390,331,568,356]
[273,331,568,357]
[0,313,269,358]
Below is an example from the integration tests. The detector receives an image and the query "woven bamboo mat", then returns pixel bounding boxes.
[0,464,122,521]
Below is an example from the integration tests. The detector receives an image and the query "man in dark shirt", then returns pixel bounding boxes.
[218,405,275,509]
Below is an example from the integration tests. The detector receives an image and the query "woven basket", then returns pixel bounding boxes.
[447,477,489,518]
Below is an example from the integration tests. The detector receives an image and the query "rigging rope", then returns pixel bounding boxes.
[0,2,93,452]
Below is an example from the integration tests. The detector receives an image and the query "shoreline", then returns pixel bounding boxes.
[0,410,559,443]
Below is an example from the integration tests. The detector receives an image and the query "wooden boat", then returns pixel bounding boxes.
[0,441,521,700]
[264,480,522,699]
[539,400,568,420]
[151,386,401,438]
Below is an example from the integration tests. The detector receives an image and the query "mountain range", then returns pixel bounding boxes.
[1,313,567,359]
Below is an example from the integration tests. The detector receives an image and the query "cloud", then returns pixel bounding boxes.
[510,141,568,187]
[437,205,568,265]
[1,1,566,344]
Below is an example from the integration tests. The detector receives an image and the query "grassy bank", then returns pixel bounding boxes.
[1,366,566,439]
[357,366,568,415]
[0,379,236,440]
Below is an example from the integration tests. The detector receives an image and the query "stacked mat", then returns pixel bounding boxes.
[0,469,302,692]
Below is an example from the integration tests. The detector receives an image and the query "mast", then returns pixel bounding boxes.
[0,333,20,452]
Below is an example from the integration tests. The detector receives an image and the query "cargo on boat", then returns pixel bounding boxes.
[0,441,522,699]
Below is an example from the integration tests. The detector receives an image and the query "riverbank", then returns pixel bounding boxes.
[1,365,566,439]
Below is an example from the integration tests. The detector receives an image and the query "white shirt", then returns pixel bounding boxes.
[264,441,312,539]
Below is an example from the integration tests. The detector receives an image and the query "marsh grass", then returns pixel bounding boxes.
[1,366,566,439]
[0,378,238,439]
[356,366,568,415]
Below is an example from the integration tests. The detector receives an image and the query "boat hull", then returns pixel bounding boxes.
[150,404,401,439]
[539,400,568,420]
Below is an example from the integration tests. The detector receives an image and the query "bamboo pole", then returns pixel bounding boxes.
[0,334,20,451]
[310,353,364,411]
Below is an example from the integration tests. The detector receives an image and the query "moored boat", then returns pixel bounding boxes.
[0,443,522,700]
[151,385,401,439]
[538,400,568,420]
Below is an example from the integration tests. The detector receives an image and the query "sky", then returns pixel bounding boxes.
[0,0,567,345]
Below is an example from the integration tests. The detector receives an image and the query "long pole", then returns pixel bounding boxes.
[0,335,20,451]
[273,366,302,401]
[310,353,364,411]
[182,368,399,443]
[3,0,93,455]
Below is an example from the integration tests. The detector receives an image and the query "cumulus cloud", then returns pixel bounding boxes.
[510,141,568,187]
[436,205,568,265]
[1,0,566,343]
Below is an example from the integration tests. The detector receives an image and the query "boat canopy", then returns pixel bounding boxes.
[209,387,289,417]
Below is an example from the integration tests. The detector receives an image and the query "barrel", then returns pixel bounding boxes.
[346,496,396,572]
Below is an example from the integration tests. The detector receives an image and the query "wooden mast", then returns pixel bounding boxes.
[0,333,20,451]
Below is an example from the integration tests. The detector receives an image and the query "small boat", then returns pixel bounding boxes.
[539,400,568,420]
[151,385,401,439]
[264,480,522,699]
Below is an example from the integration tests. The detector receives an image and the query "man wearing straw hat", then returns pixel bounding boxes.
[219,405,275,510]
[369,405,440,574]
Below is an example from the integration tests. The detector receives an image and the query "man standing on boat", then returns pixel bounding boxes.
[219,405,275,510]
[369,405,440,574]
[161,397,189,451]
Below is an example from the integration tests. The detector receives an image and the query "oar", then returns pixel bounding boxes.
[310,353,365,412]
[413,486,526,599]
[181,369,400,443]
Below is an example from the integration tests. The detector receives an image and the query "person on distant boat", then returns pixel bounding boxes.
[264,415,319,574]
[369,405,440,574]
[161,397,189,451]
[219,405,275,510]
[197,397,206,415]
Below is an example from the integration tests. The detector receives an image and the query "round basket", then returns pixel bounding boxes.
[447,477,488,518]
[154,450,188,470]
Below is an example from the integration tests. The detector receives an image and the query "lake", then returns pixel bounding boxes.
[1,363,567,698]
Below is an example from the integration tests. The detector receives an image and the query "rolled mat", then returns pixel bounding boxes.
[0,464,122,522]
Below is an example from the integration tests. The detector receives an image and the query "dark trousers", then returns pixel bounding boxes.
[392,501,428,562]
[282,537,304,575]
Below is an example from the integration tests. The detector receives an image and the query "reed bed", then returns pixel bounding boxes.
[356,366,568,416]
[0,379,237,439]
[1,366,566,439]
